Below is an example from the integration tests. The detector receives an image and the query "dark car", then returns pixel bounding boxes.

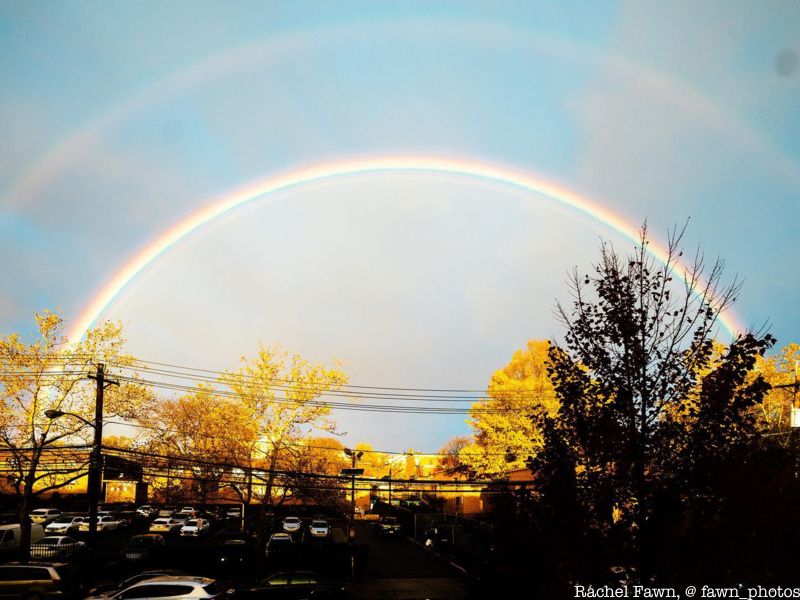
[375,516,401,537]
[214,538,255,573]
[227,571,346,599]
[0,562,84,600]
[265,533,295,561]
[122,533,166,562]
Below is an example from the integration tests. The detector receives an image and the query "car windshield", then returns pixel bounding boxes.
[129,537,154,547]
[271,538,291,545]
[52,517,74,524]
[186,520,198,526]
[312,521,327,527]
[31,509,48,514]
[285,517,299,522]
[153,519,168,524]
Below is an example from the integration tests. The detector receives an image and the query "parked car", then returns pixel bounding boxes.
[122,534,165,562]
[0,562,84,599]
[180,518,211,537]
[308,519,330,538]
[223,506,242,519]
[30,536,86,560]
[281,516,302,533]
[87,576,220,600]
[214,538,255,573]
[86,571,189,598]
[265,532,294,559]
[136,505,158,518]
[149,518,184,534]
[170,512,193,525]
[29,509,61,524]
[0,523,45,551]
[45,516,83,535]
[78,515,120,532]
[180,506,196,514]
[227,571,345,599]
[375,516,401,537]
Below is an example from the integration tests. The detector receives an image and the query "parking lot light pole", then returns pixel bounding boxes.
[45,363,117,548]
[342,449,364,522]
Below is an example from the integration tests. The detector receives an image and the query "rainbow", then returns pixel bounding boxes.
[67,155,744,342]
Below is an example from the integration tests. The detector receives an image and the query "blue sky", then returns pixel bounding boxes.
[1,1,798,451]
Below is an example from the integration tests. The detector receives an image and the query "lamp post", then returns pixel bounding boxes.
[341,449,364,536]
[45,363,116,548]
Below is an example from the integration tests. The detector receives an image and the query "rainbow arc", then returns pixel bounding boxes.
[68,155,743,342]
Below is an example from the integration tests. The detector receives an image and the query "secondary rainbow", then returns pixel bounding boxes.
[67,155,744,342]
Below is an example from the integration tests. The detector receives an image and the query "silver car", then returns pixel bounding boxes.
[94,576,221,599]
[29,508,61,524]
[308,519,329,538]
[30,535,86,559]
[281,516,301,533]
[45,516,83,535]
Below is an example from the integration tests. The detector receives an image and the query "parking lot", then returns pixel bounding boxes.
[0,504,470,599]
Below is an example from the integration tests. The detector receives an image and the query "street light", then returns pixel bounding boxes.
[44,363,116,548]
[341,449,364,532]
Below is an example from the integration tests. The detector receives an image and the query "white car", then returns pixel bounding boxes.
[282,516,302,533]
[180,518,211,537]
[180,506,196,513]
[149,518,184,534]
[45,516,83,535]
[98,576,220,599]
[30,535,86,559]
[136,505,157,518]
[79,515,120,532]
[308,519,329,538]
[29,508,61,524]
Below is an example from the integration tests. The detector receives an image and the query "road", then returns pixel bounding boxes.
[349,521,469,600]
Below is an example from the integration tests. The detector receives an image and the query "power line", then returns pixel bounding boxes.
[102,445,532,487]
[111,374,511,414]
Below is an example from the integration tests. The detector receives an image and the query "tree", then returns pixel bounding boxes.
[221,344,347,534]
[281,437,349,509]
[439,435,471,471]
[542,225,774,581]
[0,310,149,559]
[144,384,258,506]
[749,343,800,436]
[459,340,558,476]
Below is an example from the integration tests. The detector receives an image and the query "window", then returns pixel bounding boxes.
[0,567,30,581]
[120,584,194,599]
[27,567,53,581]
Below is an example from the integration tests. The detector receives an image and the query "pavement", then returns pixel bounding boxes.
[348,577,469,599]
[350,521,469,599]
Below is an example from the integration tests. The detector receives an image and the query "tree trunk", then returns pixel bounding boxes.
[17,487,32,562]
[256,449,279,546]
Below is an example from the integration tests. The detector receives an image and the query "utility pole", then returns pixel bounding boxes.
[86,364,117,547]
